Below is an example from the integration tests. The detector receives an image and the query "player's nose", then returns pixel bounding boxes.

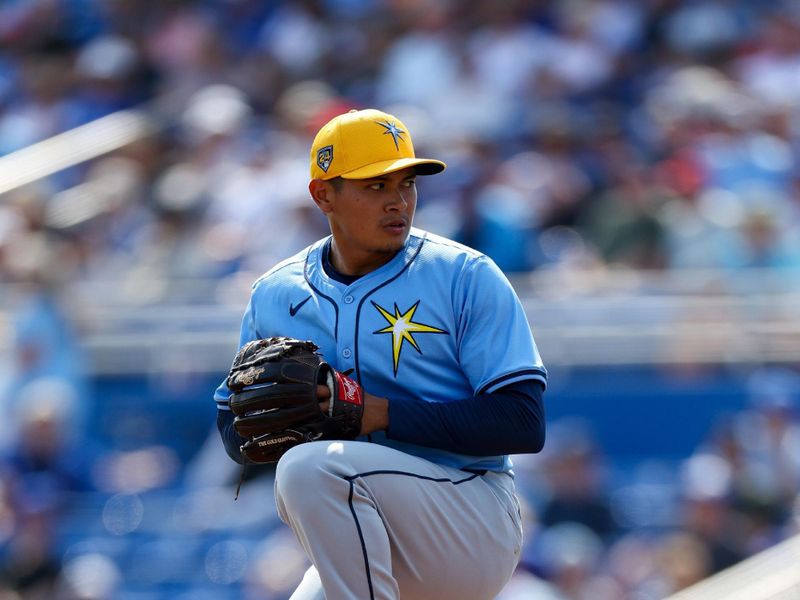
[386,186,410,211]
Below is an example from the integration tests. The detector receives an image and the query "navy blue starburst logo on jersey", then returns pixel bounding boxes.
[317,145,333,172]
[372,300,447,376]
[375,120,405,150]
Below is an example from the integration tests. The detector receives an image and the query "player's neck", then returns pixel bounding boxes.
[329,238,400,277]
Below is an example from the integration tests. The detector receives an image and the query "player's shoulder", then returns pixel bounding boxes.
[412,229,487,263]
[411,229,514,294]
[411,229,497,274]
[251,239,323,290]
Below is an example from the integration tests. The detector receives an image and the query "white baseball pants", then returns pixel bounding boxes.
[274,440,523,600]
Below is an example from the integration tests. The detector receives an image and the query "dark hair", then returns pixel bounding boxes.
[328,177,344,190]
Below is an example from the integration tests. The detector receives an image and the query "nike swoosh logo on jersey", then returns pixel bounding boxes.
[289,295,312,317]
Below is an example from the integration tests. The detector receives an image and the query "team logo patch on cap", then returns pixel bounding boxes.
[317,145,333,173]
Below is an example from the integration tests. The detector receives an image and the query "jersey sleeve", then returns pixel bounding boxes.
[455,255,546,394]
[213,294,259,410]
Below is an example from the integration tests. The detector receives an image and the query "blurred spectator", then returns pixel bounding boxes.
[0,380,100,600]
[534,522,606,600]
[0,510,61,600]
[6,378,92,491]
[577,161,667,269]
[643,531,712,597]
[678,452,748,571]
[0,185,91,449]
[537,419,617,540]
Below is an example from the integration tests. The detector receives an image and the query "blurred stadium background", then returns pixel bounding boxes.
[1,0,800,598]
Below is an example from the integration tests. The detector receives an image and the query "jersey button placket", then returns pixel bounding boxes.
[339,289,357,369]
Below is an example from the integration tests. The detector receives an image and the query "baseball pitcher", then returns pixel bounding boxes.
[214,108,547,599]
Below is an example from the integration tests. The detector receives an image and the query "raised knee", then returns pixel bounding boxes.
[275,441,346,508]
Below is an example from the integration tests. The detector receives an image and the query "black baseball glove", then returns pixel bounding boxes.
[227,337,364,463]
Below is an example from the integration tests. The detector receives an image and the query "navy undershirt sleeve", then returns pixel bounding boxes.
[217,409,247,464]
[386,379,546,456]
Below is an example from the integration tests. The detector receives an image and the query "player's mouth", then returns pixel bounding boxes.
[381,217,409,235]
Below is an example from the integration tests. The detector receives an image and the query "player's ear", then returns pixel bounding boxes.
[309,179,335,214]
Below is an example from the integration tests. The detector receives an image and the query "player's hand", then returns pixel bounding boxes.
[317,385,387,436]
[317,384,331,411]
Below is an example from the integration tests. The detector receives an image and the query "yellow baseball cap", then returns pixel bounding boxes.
[309,108,446,180]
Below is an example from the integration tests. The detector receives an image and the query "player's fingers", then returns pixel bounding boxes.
[317,384,331,414]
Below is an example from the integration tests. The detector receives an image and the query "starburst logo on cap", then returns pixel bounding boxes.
[376,120,405,150]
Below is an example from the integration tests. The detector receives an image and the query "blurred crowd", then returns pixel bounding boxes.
[2,0,800,295]
[504,367,800,599]
[1,0,800,598]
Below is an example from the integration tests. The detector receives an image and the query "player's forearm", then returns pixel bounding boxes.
[385,379,546,456]
[360,393,389,435]
[217,409,247,464]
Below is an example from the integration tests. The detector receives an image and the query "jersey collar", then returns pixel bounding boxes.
[306,229,427,291]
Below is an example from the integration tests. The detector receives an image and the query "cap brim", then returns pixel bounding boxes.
[339,157,446,180]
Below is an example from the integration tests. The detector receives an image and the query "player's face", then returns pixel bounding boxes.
[313,167,417,275]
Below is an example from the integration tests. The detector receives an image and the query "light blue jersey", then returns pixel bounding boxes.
[215,228,546,472]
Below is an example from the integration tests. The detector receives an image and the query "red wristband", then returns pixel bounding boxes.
[333,370,363,406]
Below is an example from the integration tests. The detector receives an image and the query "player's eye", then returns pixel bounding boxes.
[403,179,416,188]
[368,182,384,191]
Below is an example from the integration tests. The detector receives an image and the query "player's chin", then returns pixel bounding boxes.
[376,229,409,253]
